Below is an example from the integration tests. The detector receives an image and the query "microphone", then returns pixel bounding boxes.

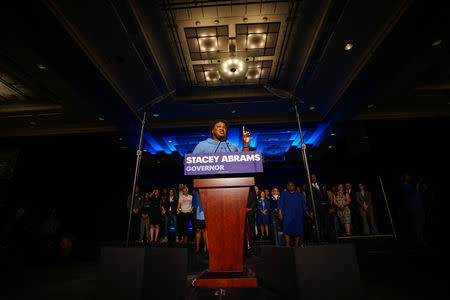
[214,140,223,153]
[225,141,232,152]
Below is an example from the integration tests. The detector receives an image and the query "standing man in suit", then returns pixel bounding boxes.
[356,183,379,235]
[306,174,332,243]
[246,186,258,253]
[127,185,144,242]
[345,182,359,235]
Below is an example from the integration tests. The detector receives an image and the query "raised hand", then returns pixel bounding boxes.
[242,126,251,146]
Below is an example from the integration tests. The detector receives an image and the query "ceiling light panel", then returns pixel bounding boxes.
[184,25,229,61]
[245,60,272,83]
[236,22,280,56]
[193,64,222,86]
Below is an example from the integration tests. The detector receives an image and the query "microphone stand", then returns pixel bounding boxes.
[264,86,320,243]
[126,90,175,247]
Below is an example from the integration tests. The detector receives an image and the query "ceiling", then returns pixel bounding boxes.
[0,0,448,159]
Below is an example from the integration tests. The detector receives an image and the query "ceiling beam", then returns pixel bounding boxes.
[416,83,450,90]
[322,0,412,120]
[173,88,273,101]
[0,122,119,137]
[146,112,322,129]
[42,0,141,120]
[0,103,62,113]
[293,0,333,93]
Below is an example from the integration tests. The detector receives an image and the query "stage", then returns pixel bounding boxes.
[0,237,441,299]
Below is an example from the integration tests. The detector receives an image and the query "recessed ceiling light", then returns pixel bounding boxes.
[143,149,148,152]
[119,137,123,141]
[205,70,220,81]
[214,19,219,24]
[432,39,442,47]
[309,106,315,110]
[168,140,172,143]
[195,21,201,26]
[199,37,218,52]
[328,145,333,149]
[153,113,159,118]
[36,63,47,70]
[243,17,248,23]
[344,43,353,51]
[98,116,105,121]
[231,110,236,114]
[330,133,335,136]
[367,103,375,108]
[248,34,266,48]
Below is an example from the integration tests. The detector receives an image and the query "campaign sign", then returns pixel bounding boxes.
[184,151,263,176]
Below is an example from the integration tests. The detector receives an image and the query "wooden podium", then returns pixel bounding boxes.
[193,176,257,287]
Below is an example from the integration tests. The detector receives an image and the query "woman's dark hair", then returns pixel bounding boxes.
[169,188,177,197]
[210,119,229,137]
[400,172,410,183]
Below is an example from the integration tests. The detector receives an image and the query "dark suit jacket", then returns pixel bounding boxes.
[355,191,372,208]
[346,189,357,202]
[163,196,179,214]
[305,183,330,211]
[247,187,257,211]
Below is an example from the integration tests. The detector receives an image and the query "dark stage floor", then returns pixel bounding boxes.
[0,237,443,300]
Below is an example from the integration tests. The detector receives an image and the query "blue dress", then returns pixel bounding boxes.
[279,191,308,236]
[257,197,270,225]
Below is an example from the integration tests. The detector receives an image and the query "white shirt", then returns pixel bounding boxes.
[313,182,319,190]
[179,194,192,213]
[168,196,174,211]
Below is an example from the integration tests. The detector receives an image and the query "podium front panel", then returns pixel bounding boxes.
[199,185,250,272]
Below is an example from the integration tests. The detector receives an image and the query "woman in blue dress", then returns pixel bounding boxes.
[256,191,270,239]
[279,181,311,247]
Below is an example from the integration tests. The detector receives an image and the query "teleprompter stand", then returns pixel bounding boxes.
[125,90,175,247]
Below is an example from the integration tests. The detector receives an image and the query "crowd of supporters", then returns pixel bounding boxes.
[127,172,427,251]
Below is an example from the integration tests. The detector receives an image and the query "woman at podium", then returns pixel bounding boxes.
[192,120,251,153]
